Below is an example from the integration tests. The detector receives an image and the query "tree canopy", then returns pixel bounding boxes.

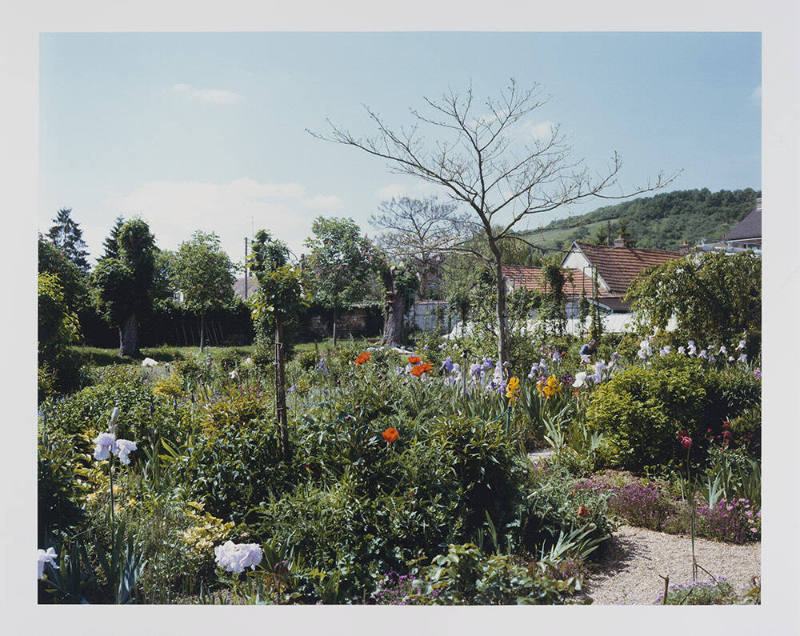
[625,251,761,350]
[170,231,236,350]
[46,208,90,272]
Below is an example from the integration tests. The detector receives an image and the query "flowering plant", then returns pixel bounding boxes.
[214,540,263,574]
[382,427,399,443]
[354,352,371,365]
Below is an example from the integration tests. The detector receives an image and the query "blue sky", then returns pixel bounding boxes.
[38,32,761,264]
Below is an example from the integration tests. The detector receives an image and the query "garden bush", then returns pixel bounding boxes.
[586,356,760,472]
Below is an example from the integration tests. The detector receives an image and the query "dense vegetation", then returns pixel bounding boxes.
[521,188,760,252]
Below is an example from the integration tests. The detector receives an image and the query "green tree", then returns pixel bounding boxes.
[102,215,125,260]
[170,231,236,352]
[249,229,306,458]
[313,80,672,370]
[90,218,156,356]
[38,235,88,314]
[46,208,90,272]
[304,217,378,346]
[625,251,761,350]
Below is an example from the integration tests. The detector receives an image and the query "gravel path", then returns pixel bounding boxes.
[583,524,761,605]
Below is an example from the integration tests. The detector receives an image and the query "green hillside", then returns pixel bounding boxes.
[521,188,760,253]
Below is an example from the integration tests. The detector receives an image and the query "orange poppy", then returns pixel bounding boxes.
[382,427,399,443]
[355,352,371,365]
[410,362,433,377]
[408,355,422,365]
[577,505,590,518]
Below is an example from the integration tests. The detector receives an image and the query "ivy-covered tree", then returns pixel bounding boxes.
[249,229,306,458]
[38,272,81,398]
[90,218,156,356]
[625,251,761,352]
[170,231,236,352]
[304,217,378,346]
[377,260,419,346]
[46,208,90,272]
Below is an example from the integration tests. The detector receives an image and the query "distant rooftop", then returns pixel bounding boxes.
[722,200,762,242]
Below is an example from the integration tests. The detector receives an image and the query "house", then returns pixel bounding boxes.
[233,275,259,301]
[502,237,683,318]
[697,198,762,254]
[561,239,683,313]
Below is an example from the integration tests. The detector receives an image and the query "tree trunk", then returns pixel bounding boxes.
[381,268,406,346]
[119,313,138,357]
[274,321,289,459]
[492,247,509,373]
[332,305,338,348]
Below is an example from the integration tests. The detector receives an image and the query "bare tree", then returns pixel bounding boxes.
[310,79,676,370]
[370,196,467,299]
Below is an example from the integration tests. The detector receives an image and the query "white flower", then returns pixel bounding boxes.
[141,357,158,368]
[736,340,746,351]
[659,345,672,356]
[242,357,253,367]
[229,370,238,380]
[738,353,748,363]
[38,547,58,579]
[677,346,686,355]
[687,341,697,356]
[699,349,707,359]
[580,354,591,364]
[214,541,263,574]
[594,360,607,376]
[93,432,116,461]
[113,439,137,466]
[718,345,727,355]
[572,372,587,388]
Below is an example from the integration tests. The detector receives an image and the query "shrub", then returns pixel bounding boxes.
[575,480,675,531]
[655,578,737,605]
[393,543,582,605]
[175,402,294,522]
[695,498,760,544]
[586,356,760,472]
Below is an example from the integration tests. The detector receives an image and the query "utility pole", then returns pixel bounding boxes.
[244,236,249,299]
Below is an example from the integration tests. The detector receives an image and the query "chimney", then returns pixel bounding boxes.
[613,235,626,248]
[679,241,690,255]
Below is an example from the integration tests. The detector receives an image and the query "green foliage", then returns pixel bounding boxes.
[625,251,761,351]
[586,356,760,472]
[46,207,90,272]
[656,578,738,605]
[174,396,294,522]
[523,188,760,252]
[410,543,581,605]
[38,423,87,542]
[304,217,379,312]
[171,232,235,315]
[90,218,157,326]
[38,272,82,397]
[38,236,88,314]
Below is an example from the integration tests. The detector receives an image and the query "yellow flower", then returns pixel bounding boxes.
[505,376,520,403]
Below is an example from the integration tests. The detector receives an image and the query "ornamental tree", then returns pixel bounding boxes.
[249,229,306,458]
[311,79,674,371]
[90,218,156,356]
[304,217,379,346]
[170,231,236,352]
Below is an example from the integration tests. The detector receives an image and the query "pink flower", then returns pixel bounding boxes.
[680,436,693,449]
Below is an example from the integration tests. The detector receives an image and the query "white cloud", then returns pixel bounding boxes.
[751,84,762,103]
[170,83,244,104]
[104,178,344,261]
[520,120,554,141]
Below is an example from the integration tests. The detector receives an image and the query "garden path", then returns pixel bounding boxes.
[582,524,761,604]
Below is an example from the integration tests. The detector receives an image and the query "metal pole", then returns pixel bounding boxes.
[244,237,249,299]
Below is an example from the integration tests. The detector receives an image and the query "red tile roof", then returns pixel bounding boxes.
[502,264,612,297]
[572,242,683,294]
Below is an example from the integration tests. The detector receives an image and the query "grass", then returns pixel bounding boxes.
[72,336,381,368]
[71,345,255,368]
